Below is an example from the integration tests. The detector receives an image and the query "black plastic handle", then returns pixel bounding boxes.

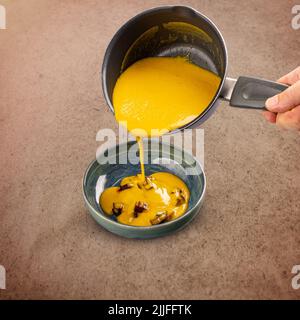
[229,76,288,110]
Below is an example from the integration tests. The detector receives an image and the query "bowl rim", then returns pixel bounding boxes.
[82,140,206,231]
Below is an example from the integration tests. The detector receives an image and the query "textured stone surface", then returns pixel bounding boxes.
[0,0,299,299]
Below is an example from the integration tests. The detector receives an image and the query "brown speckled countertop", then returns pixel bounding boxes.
[0,0,299,299]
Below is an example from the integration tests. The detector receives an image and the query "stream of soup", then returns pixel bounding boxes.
[100,57,220,226]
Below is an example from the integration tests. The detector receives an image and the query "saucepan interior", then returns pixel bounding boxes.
[102,5,228,128]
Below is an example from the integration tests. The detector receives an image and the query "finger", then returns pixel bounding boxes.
[262,111,276,123]
[265,81,300,113]
[277,66,300,85]
[276,105,300,131]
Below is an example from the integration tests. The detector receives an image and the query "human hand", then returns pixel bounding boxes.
[263,67,300,131]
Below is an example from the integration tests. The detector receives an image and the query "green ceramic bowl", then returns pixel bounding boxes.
[82,140,206,239]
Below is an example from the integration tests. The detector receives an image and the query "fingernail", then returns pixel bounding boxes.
[265,95,278,110]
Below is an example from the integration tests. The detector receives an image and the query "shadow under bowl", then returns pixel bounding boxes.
[82,140,206,239]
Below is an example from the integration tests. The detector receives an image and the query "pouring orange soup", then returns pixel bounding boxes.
[100,56,220,226]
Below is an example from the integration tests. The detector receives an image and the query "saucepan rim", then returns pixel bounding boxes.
[101,5,228,132]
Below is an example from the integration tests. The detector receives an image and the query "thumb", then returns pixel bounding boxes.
[265,81,300,113]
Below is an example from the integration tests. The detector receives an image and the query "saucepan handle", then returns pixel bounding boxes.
[220,76,288,110]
